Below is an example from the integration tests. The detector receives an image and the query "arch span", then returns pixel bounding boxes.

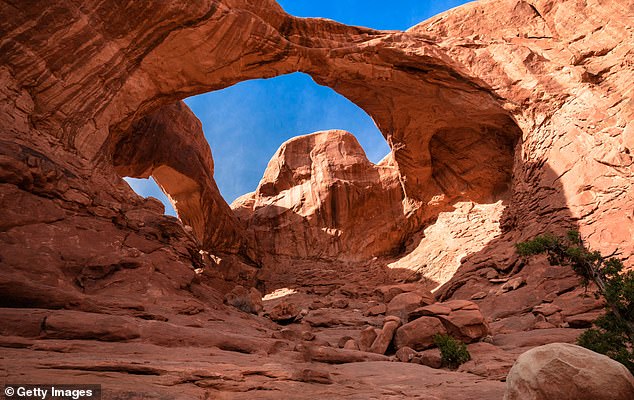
[94,0,523,254]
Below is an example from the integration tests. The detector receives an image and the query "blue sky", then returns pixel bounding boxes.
[125,1,472,215]
[277,0,472,30]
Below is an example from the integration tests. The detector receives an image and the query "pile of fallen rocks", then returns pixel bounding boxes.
[225,282,490,367]
[348,297,488,367]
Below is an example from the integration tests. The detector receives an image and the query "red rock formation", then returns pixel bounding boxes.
[111,101,247,254]
[232,130,406,261]
[1,0,633,398]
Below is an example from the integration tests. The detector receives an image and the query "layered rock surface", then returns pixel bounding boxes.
[232,130,406,261]
[1,0,634,398]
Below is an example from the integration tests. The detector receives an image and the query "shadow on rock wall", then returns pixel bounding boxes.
[435,161,605,334]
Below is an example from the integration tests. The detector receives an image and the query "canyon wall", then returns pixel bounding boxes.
[1,0,632,324]
[2,1,634,397]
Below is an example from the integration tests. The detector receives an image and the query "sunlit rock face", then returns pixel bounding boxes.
[232,130,407,261]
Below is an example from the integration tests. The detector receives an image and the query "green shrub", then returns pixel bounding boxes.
[433,333,471,369]
[517,230,634,373]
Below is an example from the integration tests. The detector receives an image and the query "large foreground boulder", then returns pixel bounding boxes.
[504,343,634,400]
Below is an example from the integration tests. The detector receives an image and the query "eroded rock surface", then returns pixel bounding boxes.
[232,130,406,261]
[504,343,634,400]
[1,0,633,398]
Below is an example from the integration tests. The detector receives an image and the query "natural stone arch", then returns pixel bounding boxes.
[110,102,246,254]
[6,0,631,263]
[96,2,523,254]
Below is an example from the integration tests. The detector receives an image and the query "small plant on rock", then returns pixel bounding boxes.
[516,230,634,373]
[433,333,471,369]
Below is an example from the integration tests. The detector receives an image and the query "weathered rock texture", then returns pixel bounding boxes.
[111,101,246,253]
[505,343,634,400]
[394,300,488,351]
[232,130,406,261]
[1,0,633,398]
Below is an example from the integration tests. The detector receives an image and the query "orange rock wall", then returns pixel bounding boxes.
[1,0,632,297]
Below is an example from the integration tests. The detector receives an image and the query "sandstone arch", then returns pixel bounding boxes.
[110,101,245,253]
[2,2,634,395]
[2,0,632,263]
[98,0,523,255]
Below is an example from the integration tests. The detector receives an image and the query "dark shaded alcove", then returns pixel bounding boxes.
[430,118,522,204]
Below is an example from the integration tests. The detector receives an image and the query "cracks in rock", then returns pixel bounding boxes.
[0,215,67,234]
[593,157,632,176]
[526,3,544,20]
[40,315,48,336]
[45,363,165,376]
[391,61,500,97]
[75,261,142,290]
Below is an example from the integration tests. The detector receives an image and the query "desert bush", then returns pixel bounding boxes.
[433,333,471,369]
[517,230,634,373]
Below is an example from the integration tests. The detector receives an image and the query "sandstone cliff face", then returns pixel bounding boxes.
[1,0,634,398]
[232,130,406,261]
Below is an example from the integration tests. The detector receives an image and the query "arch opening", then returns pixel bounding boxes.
[276,0,474,30]
[183,72,390,204]
[124,177,177,216]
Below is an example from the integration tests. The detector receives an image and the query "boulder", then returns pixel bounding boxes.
[436,308,489,343]
[374,284,435,304]
[369,316,401,354]
[343,339,359,351]
[505,343,634,400]
[408,303,452,321]
[337,336,355,348]
[414,348,442,369]
[223,286,263,315]
[387,292,426,321]
[409,300,489,343]
[268,301,300,323]
[358,326,378,352]
[396,346,417,363]
[394,316,446,351]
